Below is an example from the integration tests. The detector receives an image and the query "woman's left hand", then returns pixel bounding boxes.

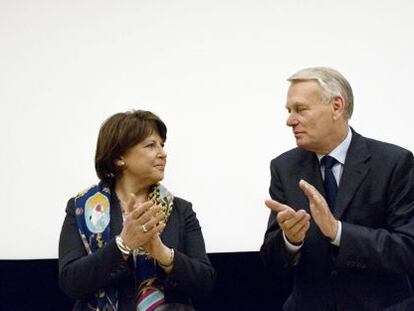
[143,233,163,258]
[143,230,174,272]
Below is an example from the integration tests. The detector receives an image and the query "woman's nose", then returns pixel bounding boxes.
[158,146,167,158]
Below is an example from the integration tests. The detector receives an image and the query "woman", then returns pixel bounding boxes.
[59,110,215,310]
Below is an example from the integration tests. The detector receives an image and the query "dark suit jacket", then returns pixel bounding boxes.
[260,130,414,311]
[59,193,216,310]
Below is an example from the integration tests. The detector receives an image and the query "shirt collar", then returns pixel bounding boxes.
[317,127,352,165]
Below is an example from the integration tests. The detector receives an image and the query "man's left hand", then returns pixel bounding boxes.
[299,179,338,240]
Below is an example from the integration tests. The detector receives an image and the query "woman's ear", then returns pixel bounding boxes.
[115,159,125,167]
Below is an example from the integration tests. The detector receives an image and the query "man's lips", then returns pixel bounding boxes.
[293,130,304,137]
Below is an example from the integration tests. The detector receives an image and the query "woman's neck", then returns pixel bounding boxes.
[114,176,150,206]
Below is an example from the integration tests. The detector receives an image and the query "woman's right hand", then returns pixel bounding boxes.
[119,194,166,250]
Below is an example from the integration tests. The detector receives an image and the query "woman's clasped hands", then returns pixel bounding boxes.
[120,194,166,254]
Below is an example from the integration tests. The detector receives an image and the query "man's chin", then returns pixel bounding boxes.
[295,139,312,151]
[295,138,306,148]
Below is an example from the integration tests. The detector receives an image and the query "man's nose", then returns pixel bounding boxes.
[286,113,298,127]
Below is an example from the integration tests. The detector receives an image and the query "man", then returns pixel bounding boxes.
[260,67,414,310]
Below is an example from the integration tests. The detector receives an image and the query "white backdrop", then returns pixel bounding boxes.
[1,0,413,259]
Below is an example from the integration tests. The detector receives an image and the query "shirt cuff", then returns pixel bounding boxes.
[283,232,303,253]
[331,221,342,246]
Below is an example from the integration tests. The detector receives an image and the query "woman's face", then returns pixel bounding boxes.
[119,132,167,185]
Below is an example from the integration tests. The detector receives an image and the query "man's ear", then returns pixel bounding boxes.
[331,96,345,120]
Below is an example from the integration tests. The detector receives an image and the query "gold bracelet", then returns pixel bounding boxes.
[115,235,132,256]
[135,247,149,256]
[158,248,174,268]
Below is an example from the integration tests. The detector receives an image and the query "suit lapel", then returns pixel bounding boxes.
[333,132,371,219]
[160,208,178,248]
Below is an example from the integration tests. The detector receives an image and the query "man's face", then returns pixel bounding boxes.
[285,80,337,153]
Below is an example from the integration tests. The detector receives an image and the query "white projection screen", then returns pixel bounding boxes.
[1,1,414,259]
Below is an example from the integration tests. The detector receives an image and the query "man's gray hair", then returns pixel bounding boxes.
[288,67,354,119]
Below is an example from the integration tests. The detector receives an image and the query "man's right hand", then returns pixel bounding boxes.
[265,199,311,245]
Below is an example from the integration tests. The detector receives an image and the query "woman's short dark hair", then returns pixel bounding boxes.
[95,110,167,182]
